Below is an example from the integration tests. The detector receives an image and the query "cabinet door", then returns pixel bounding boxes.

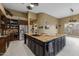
[35,43,43,56]
[62,36,65,47]
[60,37,63,50]
[35,43,39,56]
[0,38,6,54]
[45,41,54,56]
[10,33,14,41]
[59,37,62,51]
[28,39,31,49]
[30,40,35,54]
[6,35,10,48]
[54,39,58,55]
[57,39,59,52]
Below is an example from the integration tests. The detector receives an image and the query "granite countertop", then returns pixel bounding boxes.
[0,35,8,38]
[25,33,65,42]
[0,29,18,38]
[5,29,18,34]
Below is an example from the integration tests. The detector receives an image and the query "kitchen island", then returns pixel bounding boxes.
[24,33,65,56]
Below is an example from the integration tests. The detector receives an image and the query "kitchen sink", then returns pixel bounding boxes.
[32,34,41,36]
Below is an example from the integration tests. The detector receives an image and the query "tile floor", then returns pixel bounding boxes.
[4,40,34,56]
[3,36,79,56]
[57,36,79,56]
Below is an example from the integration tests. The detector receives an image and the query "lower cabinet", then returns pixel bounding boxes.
[9,33,14,41]
[45,37,65,56]
[27,37,44,56]
[0,37,6,55]
[0,32,19,55]
[9,32,19,41]
[54,39,58,55]
[35,43,44,56]
[6,35,10,48]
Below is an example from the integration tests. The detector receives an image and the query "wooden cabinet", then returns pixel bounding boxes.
[0,37,6,54]
[0,30,19,55]
[9,32,19,41]
[10,33,14,41]
[6,35,10,48]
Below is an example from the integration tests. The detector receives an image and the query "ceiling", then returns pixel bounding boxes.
[2,3,79,18]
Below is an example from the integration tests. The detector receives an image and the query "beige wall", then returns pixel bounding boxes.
[58,19,64,34]
[37,13,58,25]
[28,11,37,20]
[59,14,79,34]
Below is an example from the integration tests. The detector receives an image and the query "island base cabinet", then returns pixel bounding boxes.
[62,36,65,47]
[35,44,43,56]
[30,41,36,55]
[45,41,56,56]
[25,35,66,56]
[28,39,44,56]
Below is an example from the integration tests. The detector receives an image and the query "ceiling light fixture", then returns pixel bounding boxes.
[31,3,39,6]
[26,3,39,10]
[29,4,34,8]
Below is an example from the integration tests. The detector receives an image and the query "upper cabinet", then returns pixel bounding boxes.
[0,4,27,21]
[8,9,27,18]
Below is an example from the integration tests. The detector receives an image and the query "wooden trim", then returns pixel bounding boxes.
[28,11,31,34]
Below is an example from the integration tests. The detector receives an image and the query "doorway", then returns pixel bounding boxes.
[64,22,79,37]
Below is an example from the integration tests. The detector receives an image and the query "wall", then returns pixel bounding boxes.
[36,13,58,35]
[28,11,37,21]
[58,19,64,34]
[59,14,79,34]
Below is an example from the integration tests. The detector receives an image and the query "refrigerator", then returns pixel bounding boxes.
[19,25,27,40]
